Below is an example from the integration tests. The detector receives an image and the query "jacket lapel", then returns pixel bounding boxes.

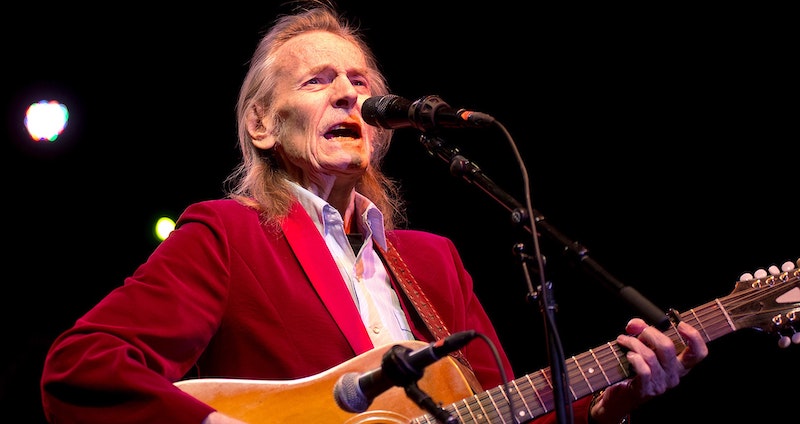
[281,201,374,355]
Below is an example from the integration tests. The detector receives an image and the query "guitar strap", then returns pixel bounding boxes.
[376,237,481,391]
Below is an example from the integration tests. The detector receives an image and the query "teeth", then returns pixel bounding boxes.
[325,123,360,139]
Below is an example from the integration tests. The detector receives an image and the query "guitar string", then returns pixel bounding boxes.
[452,298,725,423]
[432,295,745,424]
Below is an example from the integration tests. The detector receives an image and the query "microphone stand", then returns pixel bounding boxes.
[382,345,456,423]
[416,132,670,424]
[417,133,670,329]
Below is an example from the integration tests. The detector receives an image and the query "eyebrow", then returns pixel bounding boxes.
[306,63,370,79]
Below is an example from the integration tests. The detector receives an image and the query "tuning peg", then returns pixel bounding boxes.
[779,327,800,348]
[739,259,797,282]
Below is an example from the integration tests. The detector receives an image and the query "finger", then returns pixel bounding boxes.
[633,325,676,357]
[676,321,709,369]
[617,333,666,396]
[625,318,648,336]
[636,326,684,388]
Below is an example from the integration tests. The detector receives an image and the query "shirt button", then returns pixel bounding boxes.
[372,326,381,334]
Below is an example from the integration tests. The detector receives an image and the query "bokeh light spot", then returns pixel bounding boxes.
[155,217,176,242]
[24,100,69,142]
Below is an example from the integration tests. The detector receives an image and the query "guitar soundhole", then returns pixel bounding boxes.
[343,410,410,424]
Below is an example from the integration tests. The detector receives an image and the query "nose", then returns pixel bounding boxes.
[331,75,358,109]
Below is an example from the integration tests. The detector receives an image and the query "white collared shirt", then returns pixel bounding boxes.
[290,182,414,345]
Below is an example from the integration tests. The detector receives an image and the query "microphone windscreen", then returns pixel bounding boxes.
[362,95,412,129]
[333,372,369,413]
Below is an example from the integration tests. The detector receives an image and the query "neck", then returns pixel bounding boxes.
[304,184,357,233]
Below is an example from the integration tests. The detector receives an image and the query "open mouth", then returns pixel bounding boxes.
[324,123,362,140]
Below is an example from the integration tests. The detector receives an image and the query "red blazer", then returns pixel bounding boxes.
[41,199,589,423]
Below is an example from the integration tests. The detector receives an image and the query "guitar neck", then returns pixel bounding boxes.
[412,298,736,424]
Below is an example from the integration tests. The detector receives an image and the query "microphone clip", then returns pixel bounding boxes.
[380,344,425,386]
[409,95,450,132]
[382,345,457,424]
[410,95,495,132]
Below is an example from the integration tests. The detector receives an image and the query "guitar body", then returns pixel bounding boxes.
[175,340,476,424]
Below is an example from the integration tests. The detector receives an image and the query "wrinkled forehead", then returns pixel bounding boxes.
[275,31,369,73]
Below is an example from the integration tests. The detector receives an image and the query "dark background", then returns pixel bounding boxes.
[3,2,797,423]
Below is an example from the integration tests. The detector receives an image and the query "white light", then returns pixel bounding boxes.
[24,100,69,141]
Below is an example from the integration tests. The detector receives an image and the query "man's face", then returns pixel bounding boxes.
[268,31,376,187]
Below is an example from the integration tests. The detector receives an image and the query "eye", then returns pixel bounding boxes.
[304,69,336,87]
[351,76,368,87]
[303,74,332,87]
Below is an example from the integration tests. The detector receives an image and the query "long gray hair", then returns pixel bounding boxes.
[225,1,405,230]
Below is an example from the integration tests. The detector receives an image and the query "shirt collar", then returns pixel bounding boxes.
[288,181,387,251]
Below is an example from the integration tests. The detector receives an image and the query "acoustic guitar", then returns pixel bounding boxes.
[176,259,799,423]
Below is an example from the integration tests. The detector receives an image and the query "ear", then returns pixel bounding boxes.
[246,103,278,150]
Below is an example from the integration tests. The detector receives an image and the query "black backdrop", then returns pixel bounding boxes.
[3,2,797,423]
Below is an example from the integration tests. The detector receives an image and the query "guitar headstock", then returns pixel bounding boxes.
[730,258,800,348]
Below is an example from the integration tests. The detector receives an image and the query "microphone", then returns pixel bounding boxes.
[333,330,477,413]
[362,94,495,131]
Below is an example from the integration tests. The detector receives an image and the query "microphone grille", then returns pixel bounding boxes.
[362,95,395,126]
[362,94,412,129]
[333,372,370,413]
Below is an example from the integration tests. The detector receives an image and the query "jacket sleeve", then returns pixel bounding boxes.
[40,202,234,424]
